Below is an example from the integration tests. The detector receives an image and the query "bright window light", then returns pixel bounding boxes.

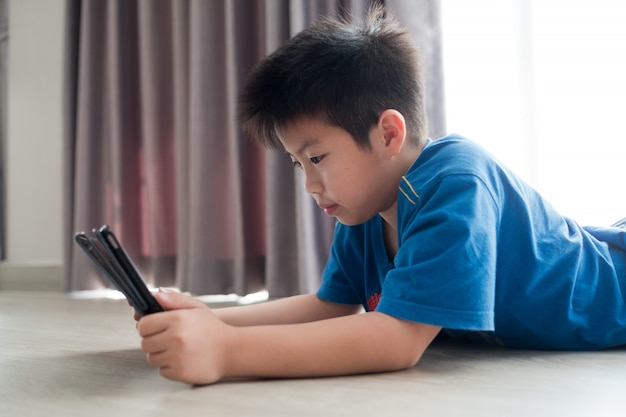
[441,0,626,226]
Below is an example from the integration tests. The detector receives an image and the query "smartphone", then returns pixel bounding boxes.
[74,225,164,316]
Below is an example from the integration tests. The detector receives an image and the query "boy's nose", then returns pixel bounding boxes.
[303,170,323,195]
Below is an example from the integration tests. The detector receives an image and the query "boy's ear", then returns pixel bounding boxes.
[378,109,407,156]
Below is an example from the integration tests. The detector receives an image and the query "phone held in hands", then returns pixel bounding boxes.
[74,225,164,316]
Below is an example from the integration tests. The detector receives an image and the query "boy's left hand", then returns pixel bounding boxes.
[136,288,236,385]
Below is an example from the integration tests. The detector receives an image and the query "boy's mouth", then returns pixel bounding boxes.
[319,204,338,216]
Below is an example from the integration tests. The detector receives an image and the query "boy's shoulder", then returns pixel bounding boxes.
[408,134,499,183]
[398,134,508,223]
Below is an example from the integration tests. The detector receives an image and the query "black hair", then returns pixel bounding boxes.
[238,6,427,150]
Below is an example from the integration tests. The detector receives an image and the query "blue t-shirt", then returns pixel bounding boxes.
[317,135,626,350]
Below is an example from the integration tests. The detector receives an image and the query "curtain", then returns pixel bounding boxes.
[64,0,444,297]
[0,0,7,261]
[386,0,446,140]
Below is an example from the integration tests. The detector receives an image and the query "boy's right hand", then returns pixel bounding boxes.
[136,288,237,385]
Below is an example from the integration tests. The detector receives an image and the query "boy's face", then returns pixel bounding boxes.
[279,117,401,226]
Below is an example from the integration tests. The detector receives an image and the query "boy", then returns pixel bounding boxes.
[136,7,626,385]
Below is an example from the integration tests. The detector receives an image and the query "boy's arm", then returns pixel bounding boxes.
[214,293,362,326]
[228,310,441,380]
[137,290,441,385]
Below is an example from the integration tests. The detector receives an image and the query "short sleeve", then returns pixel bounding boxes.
[317,222,366,306]
[376,174,499,330]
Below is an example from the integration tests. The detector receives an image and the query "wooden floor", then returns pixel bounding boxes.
[1,291,626,417]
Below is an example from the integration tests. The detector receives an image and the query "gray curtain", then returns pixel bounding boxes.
[63,0,444,297]
[387,0,446,140]
[0,0,7,261]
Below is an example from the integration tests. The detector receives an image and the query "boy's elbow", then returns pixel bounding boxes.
[374,313,441,371]
[392,347,425,371]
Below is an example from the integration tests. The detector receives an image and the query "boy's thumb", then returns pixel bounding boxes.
[154,288,207,310]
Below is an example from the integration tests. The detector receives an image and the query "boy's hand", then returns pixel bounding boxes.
[136,289,237,385]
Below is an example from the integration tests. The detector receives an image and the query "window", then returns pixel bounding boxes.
[442,0,626,226]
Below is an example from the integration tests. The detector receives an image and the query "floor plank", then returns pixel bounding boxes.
[1,291,625,417]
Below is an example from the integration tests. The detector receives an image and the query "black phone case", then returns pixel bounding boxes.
[74,232,140,301]
[74,226,164,316]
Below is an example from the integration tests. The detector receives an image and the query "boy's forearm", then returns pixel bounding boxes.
[225,312,441,380]
[214,293,360,326]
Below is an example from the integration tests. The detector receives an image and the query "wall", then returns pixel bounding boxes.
[0,0,65,290]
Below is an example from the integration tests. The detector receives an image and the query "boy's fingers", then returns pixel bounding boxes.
[155,288,207,310]
[136,316,168,337]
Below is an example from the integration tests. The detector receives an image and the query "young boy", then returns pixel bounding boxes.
[136,7,626,385]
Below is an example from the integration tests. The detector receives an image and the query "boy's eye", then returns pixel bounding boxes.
[289,155,324,169]
[310,155,325,165]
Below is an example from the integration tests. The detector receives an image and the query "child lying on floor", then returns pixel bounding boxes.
[135,6,626,385]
